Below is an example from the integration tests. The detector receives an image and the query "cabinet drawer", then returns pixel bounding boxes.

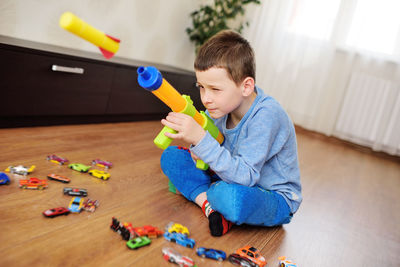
[0,49,114,116]
[106,66,200,115]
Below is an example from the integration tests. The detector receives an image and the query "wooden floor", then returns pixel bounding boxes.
[0,121,399,267]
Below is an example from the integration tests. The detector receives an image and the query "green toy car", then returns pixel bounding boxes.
[68,163,91,173]
[126,236,151,250]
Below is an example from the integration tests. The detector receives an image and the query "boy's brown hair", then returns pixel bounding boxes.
[194,30,256,85]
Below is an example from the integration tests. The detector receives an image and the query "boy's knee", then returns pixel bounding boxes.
[207,182,251,224]
[160,146,191,173]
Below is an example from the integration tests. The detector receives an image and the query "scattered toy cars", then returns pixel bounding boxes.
[278,256,297,267]
[19,177,48,190]
[126,236,151,250]
[68,197,84,213]
[196,247,226,261]
[43,207,70,218]
[88,169,110,180]
[0,172,10,185]
[83,199,99,212]
[47,173,71,183]
[5,165,36,175]
[165,222,190,236]
[46,154,69,165]
[63,187,88,197]
[162,247,195,267]
[68,163,91,173]
[92,159,113,169]
[163,232,195,248]
[230,246,267,267]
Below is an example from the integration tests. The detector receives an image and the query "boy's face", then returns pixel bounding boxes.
[195,67,245,119]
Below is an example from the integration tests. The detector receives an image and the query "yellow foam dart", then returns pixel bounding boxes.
[137,66,224,170]
[59,12,120,59]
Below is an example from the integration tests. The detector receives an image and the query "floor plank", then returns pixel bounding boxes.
[0,121,399,267]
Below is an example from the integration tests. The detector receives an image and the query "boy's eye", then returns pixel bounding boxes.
[195,82,203,89]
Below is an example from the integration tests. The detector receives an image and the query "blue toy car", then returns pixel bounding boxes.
[196,247,226,261]
[0,172,10,185]
[163,232,195,248]
[68,197,84,213]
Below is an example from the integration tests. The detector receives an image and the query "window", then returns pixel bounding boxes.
[287,0,400,57]
[287,0,341,40]
[345,0,400,55]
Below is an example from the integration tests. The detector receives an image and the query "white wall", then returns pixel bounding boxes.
[0,0,198,71]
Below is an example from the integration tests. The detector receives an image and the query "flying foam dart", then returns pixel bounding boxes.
[59,12,120,59]
[137,66,224,170]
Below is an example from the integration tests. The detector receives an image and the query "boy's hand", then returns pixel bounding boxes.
[161,112,206,145]
[190,151,200,161]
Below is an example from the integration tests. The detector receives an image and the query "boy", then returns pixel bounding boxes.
[160,30,302,236]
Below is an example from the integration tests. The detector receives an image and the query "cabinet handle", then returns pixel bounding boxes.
[51,65,84,74]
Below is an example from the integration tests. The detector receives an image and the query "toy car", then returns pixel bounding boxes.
[5,165,35,175]
[133,225,163,238]
[83,199,99,212]
[165,222,190,236]
[228,253,257,267]
[68,163,91,173]
[43,207,70,218]
[0,172,10,185]
[68,197,84,213]
[163,232,195,248]
[88,169,110,180]
[196,247,226,261]
[91,159,113,169]
[19,177,48,190]
[110,217,135,241]
[46,154,69,165]
[278,256,297,267]
[63,187,88,197]
[230,246,267,267]
[126,236,151,250]
[162,247,195,267]
[47,173,71,183]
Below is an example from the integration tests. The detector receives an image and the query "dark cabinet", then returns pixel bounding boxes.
[0,48,114,116]
[0,36,199,127]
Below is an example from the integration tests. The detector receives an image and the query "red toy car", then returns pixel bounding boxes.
[133,225,164,238]
[83,199,99,212]
[47,173,71,183]
[43,207,70,218]
[19,177,48,190]
[46,154,69,165]
[91,159,113,169]
[162,247,195,267]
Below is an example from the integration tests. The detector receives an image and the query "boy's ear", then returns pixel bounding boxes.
[241,77,255,97]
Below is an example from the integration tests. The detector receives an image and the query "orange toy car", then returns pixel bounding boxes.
[235,246,266,267]
[47,173,71,183]
[19,177,48,190]
[134,225,164,238]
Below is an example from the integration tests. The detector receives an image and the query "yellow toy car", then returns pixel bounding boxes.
[165,222,189,236]
[88,169,110,180]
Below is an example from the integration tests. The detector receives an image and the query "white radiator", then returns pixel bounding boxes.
[334,72,400,156]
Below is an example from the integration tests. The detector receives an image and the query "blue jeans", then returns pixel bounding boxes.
[160,146,292,226]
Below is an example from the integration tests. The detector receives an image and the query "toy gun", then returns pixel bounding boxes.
[59,12,120,59]
[137,66,224,170]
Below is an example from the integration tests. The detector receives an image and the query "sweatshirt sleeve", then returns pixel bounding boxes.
[190,107,290,187]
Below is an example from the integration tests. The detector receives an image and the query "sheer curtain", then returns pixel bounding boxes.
[245,0,400,156]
